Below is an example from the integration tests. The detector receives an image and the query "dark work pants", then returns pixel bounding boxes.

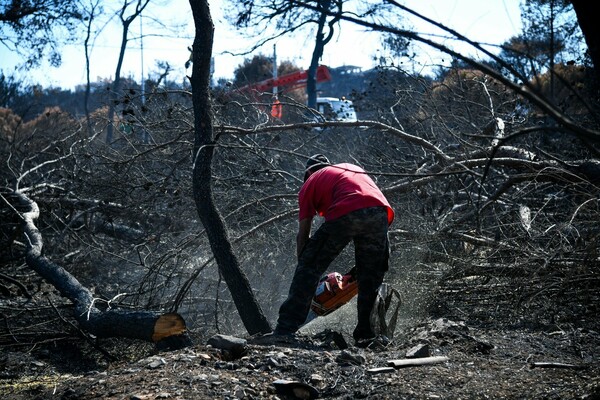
[276,206,390,341]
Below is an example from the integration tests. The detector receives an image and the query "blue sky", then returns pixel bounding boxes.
[0,0,521,91]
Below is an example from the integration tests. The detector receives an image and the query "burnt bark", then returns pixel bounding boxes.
[188,0,271,335]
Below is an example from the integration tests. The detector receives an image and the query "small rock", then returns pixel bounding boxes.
[207,334,247,359]
[309,373,325,388]
[233,385,246,399]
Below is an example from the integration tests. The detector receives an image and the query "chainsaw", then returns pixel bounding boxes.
[304,266,402,339]
[308,267,358,320]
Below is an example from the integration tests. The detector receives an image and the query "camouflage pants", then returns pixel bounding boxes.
[276,206,390,341]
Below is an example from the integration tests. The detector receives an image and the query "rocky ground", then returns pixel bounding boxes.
[1,316,599,400]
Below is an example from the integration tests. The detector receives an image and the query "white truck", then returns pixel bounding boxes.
[316,97,358,122]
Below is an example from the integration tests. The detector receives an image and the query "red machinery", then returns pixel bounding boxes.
[232,65,332,97]
[311,270,358,316]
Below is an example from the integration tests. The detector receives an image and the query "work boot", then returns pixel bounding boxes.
[273,327,296,336]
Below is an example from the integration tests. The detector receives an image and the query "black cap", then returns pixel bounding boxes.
[304,154,330,181]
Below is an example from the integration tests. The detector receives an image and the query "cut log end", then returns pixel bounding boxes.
[152,313,188,342]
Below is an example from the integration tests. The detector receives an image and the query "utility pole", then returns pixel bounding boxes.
[140,12,149,143]
[272,44,277,97]
[270,44,282,119]
[140,12,145,105]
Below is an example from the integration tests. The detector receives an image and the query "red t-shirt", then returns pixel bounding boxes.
[298,163,394,225]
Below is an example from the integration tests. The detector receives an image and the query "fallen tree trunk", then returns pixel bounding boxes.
[14,189,191,348]
[189,0,271,335]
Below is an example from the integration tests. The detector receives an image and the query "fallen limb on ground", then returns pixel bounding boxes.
[387,356,449,368]
[529,362,588,370]
[12,189,191,348]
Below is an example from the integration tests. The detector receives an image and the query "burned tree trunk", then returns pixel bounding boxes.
[188,0,271,335]
[13,190,190,347]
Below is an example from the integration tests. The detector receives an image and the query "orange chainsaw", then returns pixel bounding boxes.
[310,267,358,317]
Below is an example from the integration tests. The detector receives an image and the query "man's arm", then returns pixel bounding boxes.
[296,217,313,258]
